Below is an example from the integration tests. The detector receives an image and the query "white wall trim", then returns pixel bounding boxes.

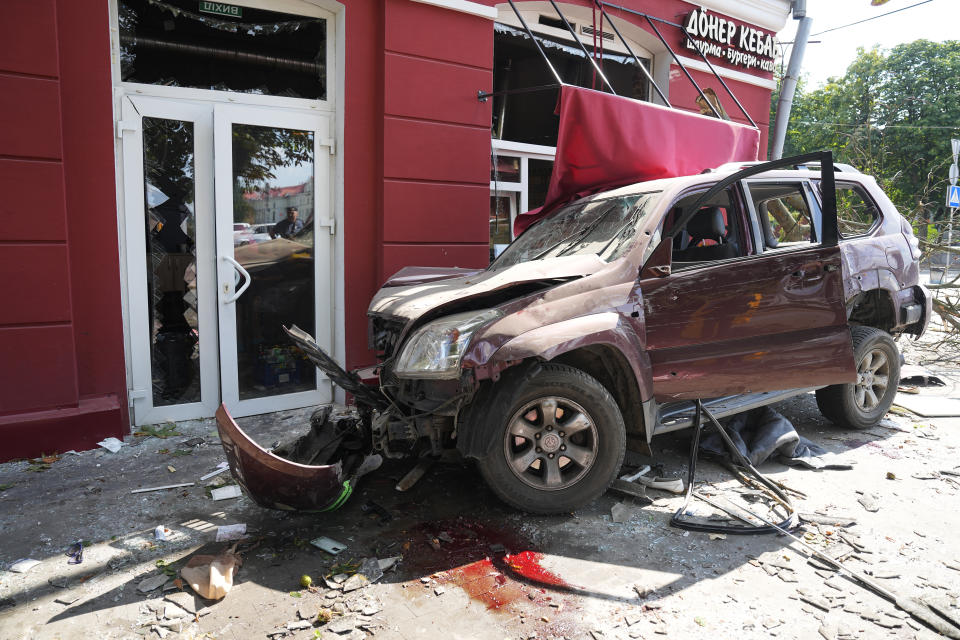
[673,55,776,90]
[694,0,792,33]
[411,0,498,20]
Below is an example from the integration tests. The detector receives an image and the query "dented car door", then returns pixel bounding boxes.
[639,155,857,402]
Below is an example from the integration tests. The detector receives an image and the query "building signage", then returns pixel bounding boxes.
[683,7,775,72]
[199,1,242,18]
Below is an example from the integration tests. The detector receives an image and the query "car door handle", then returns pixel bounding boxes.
[222,255,251,303]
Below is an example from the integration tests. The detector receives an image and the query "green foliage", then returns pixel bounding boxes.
[773,40,960,221]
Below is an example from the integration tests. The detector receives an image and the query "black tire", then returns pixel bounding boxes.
[816,326,901,429]
[476,363,626,514]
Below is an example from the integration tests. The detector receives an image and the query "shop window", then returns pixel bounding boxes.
[119,0,327,100]
[491,155,521,182]
[492,22,652,146]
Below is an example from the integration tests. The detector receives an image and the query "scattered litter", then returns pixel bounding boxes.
[166,465,176,473]
[608,479,652,502]
[886,471,896,480]
[137,574,169,593]
[180,546,242,600]
[199,461,230,481]
[210,485,242,501]
[131,482,195,494]
[180,437,205,447]
[434,586,446,596]
[311,536,347,555]
[300,574,313,588]
[97,437,124,453]
[65,540,83,565]
[857,493,879,512]
[154,526,171,541]
[215,523,247,542]
[358,557,384,583]
[633,475,685,494]
[163,602,189,619]
[342,573,369,592]
[9,558,40,573]
[326,616,357,634]
[396,459,433,491]
[611,501,632,523]
[361,500,393,523]
[378,556,401,572]
[709,533,727,540]
[286,620,311,630]
[54,593,81,605]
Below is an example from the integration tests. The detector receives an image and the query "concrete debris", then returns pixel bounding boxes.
[163,591,196,614]
[377,556,401,572]
[326,616,357,634]
[342,573,369,592]
[162,602,189,619]
[434,586,446,596]
[611,501,632,523]
[286,619,312,630]
[818,622,837,640]
[798,513,858,527]
[210,485,242,501]
[138,574,169,594]
[215,523,247,542]
[857,493,879,512]
[358,557,383,583]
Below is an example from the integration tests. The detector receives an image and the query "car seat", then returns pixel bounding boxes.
[675,206,738,261]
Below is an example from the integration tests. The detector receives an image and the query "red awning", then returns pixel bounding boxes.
[515,86,760,234]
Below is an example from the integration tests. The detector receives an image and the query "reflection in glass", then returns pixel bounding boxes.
[143,117,201,406]
[491,155,520,182]
[119,0,326,100]
[490,195,514,262]
[232,124,316,400]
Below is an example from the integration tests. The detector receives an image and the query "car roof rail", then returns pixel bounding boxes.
[713,160,862,174]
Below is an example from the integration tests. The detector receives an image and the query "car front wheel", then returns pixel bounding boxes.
[476,363,626,514]
[816,325,901,429]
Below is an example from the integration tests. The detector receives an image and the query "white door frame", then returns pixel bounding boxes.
[110,0,347,424]
[213,103,334,417]
[119,96,220,424]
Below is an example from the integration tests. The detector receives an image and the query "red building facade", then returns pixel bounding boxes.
[0,0,791,460]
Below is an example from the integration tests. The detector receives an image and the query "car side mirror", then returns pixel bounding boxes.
[649,265,671,278]
[639,238,672,279]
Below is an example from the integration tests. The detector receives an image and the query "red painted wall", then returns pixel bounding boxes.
[0,0,779,458]
[0,0,127,460]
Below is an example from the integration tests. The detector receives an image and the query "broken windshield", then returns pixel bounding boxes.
[491,191,661,270]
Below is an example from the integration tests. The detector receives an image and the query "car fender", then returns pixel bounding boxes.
[486,312,654,403]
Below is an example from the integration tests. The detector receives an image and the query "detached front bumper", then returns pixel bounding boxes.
[215,404,352,512]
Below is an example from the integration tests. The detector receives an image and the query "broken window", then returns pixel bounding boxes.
[834,182,881,238]
[747,182,817,250]
[492,22,652,146]
[118,0,327,100]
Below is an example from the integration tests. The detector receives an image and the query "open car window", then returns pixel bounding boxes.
[745,181,818,251]
[490,191,661,270]
[665,188,749,269]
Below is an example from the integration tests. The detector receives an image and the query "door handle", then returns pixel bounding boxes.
[221,255,251,303]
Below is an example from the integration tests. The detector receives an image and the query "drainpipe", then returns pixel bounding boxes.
[770,1,811,160]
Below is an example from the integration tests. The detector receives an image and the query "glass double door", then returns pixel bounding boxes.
[121,95,334,424]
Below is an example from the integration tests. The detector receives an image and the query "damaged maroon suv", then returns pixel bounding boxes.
[219,153,930,514]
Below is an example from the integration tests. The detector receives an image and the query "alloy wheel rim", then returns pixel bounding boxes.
[855,347,890,411]
[503,396,598,491]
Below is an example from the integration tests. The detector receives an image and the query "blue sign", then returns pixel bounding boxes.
[949,185,960,208]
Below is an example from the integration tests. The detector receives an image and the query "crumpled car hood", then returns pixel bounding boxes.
[369,254,605,322]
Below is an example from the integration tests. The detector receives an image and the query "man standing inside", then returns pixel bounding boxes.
[271,207,303,239]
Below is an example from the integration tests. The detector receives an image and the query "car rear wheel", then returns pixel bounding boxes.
[476,363,625,514]
[816,326,900,429]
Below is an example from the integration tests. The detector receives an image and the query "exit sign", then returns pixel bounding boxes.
[199,2,242,17]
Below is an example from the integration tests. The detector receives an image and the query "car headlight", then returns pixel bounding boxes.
[393,309,502,379]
